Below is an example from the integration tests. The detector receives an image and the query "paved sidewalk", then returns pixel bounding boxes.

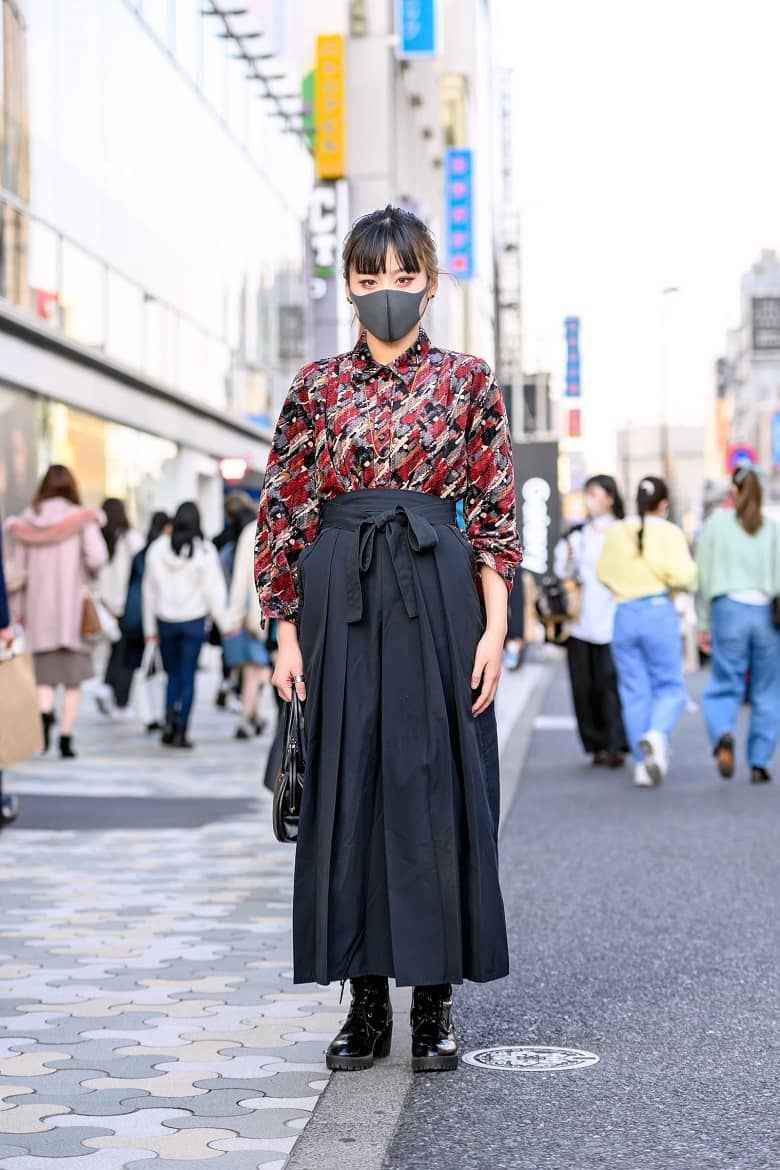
[0,652,549,1170]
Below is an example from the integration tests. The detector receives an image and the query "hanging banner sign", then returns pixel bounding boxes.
[314,35,346,181]
[445,148,474,280]
[396,0,438,58]
[564,316,581,397]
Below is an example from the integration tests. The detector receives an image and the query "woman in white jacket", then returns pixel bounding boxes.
[143,501,227,748]
[554,474,628,768]
[96,498,144,716]
[223,519,272,740]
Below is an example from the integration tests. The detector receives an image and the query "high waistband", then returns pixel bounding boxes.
[320,489,457,623]
[322,488,456,529]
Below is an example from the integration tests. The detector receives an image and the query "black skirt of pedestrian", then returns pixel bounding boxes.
[295,487,509,988]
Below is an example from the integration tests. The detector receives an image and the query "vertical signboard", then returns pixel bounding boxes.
[395,0,438,58]
[564,316,581,397]
[512,440,560,576]
[445,148,474,280]
[314,35,346,181]
[771,410,780,467]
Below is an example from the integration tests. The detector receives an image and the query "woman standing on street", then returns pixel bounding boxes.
[554,474,627,768]
[96,497,144,716]
[6,465,107,758]
[143,501,228,748]
[696,465,780,783]
[255,206,520,1074]
[597,476,696,787]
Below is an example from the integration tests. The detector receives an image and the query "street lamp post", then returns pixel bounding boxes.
[660,286,680,505]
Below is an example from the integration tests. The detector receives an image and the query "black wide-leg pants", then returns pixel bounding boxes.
[294,488,509,988]
[566,634,627,755]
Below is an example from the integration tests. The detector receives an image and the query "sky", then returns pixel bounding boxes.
[493,0,780,470]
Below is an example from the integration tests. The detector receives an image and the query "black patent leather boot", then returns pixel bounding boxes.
[411,983,458,1072]
[325,976,393,1071]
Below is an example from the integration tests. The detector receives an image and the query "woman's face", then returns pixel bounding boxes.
[346,247,436,301]
[585,485,612,518]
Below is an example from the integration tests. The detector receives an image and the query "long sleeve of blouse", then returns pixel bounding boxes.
[254,370,320,622]
[254,331,521,624]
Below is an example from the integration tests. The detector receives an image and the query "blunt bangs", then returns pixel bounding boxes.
[343,205,437,278]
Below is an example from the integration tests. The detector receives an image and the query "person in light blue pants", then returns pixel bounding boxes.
[611,594,688,765]
[702,597,780,773]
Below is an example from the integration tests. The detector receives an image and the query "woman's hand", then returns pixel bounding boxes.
[0,626,13,647]
[471,626,504,716]
[697,630,712,656]
[273,619,306,702]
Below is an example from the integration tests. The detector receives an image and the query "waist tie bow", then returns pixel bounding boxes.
[344,505,439,624]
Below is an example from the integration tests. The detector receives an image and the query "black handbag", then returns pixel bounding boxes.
[272,689,306,843]
[772,527,780,631]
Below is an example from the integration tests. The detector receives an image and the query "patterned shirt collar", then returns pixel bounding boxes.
[352,328,432,384]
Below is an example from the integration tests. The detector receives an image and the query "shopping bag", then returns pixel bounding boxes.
[0,634,44,767]
[134,642,166,727]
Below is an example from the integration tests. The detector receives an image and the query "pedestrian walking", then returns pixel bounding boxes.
[696,465,780,783]
[597,476,696,787]
[554,474,628,767]
[142,501,228,748]
[255,205,521,1073]
[213,491,256,710]
[0,520,20,825]
[5,465,108,758]
[121,510,171,731]
[95,498,144,717]
[224,519,271,739]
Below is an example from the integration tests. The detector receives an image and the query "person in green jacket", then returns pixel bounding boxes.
[696,465,780,783]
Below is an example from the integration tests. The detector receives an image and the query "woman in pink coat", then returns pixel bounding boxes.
[6,465,107,758]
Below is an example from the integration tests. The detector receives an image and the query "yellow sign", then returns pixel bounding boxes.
[315,34,346,180]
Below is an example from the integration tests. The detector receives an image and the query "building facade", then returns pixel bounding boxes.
[716,249,780,499]
[0,0,313,530]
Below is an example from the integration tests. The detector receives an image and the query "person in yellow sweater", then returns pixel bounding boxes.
[597,477,697,787]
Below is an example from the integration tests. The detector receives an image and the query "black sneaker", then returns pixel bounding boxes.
[714,733,735,779]
[750,766,771,784]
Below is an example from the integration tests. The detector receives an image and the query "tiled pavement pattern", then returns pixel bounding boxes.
[0,656,540,1169]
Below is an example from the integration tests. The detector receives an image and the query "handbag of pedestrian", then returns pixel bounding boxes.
[272,689,306,844]
[0,631,45,768]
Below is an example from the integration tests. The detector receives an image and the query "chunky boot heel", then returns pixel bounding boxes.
[326,976,392,1071]
[411,984,459,1073]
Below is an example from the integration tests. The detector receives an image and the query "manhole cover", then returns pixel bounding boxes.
[463,1045,599,1071]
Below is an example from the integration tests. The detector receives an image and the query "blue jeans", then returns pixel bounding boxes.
[611,596,687,761]
[157,617,207,726]
[702,597,780,768]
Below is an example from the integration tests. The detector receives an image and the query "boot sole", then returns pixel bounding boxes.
[326,1024,393,1071]
[412,1054,459,1073]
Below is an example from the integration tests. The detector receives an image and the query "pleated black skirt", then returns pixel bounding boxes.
[294,488,509,988]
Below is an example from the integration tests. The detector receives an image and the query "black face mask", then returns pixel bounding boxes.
[350,283,429,344]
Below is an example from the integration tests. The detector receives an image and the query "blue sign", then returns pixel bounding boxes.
[773,410,780,467]
[396,0,437,58]
[564,316,581,397]
[445,148,474,281]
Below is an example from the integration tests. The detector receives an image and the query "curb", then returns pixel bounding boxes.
[286,654,557,1170]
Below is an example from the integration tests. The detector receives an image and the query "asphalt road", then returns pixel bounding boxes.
[382,667,780,1170]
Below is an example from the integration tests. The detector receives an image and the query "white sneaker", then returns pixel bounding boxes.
[639,730,667,784]
[634,761,655,787]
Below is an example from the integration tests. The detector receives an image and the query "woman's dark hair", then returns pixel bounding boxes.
[732,465,762,535]
[170,501,203,559]
[636,476,669,555]
[343,205,438,281]
[33,464,81,511]
[584,474,625,520]
[101,498,130,561]
[146,510,170,548]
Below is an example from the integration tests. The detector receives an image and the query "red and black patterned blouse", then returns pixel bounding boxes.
[255,329,521,622]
